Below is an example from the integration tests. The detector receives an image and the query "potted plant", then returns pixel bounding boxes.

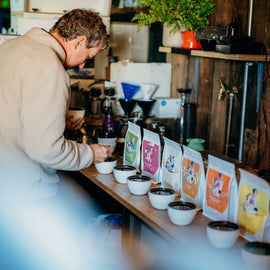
[132,0,215,49]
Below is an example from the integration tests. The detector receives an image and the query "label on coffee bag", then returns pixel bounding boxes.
[142,140,160,176]
[125,131,138,164]
[182,158,200,201]
[124,121,141,168]
[238,183,268,235]
[181,145,205,209]
[141,128,161,184]
[205,168,231,214]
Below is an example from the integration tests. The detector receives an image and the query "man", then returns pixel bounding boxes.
[0,9,122,270]
[0,9,112,200]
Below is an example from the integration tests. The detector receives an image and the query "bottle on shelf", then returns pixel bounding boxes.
[103,106,116,131]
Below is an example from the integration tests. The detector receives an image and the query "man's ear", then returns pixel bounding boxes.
[75,36,87,49]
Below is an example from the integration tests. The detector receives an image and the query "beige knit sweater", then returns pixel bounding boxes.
[0,28,94,199]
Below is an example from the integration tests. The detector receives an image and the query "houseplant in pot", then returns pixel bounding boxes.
[177,0,215,49]
[132,0,215,49]
[132,0,186,48]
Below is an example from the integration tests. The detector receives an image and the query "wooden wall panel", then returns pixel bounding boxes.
[227,61,244,158]
[187,56,195,93]
[234,0,249,36]
[253,0,270,49]
[195,58,214,148]
[211,0,234,27]
[209,60,231,153]
[169,54,189,98]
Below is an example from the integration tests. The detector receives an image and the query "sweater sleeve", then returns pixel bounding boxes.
[22,54,93,171]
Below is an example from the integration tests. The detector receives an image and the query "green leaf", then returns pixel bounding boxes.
[132,0,215,32]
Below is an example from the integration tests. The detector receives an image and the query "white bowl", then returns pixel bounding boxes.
[127,175,152,195]
[98,137,117,152]
[113,165,137,184]
[66,106,85,122]
[94,157,117,174]
[242,242,270,270]
[167,201,197,226]
[148,187,176,210]
[207,221,240,249]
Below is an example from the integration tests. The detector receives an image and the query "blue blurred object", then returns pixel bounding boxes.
[121,82,140,101]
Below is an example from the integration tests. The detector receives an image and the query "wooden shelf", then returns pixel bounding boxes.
[159,46,191,55]
[159,46,270,62]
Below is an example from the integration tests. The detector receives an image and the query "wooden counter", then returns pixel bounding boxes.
[78,162,248,270]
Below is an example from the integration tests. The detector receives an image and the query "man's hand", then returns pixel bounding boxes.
[66,116,84,131]
[90,144,113,163]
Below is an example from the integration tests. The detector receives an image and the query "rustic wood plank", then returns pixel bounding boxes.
[209,59,231,153]
[191,50,270,62]
[187,55,195,93]
[226,61,244,158]
[159,47,270,62]
[212,0,234,27]
[195,58,214,148]
[243,128,258,167]
[257,64,270,169]
[170,54,189,98]
[252,0,269,45]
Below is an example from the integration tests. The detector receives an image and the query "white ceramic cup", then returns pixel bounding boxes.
[242,242,270,270]
[148,187,176,210]
[66,106,85,122]
[206,221,240,249]
[127,175,152,195]
[113,165,137,184]
[94,157,117,174]
[167,201,197,226]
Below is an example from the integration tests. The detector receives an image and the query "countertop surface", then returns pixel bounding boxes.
[79,159,248,270]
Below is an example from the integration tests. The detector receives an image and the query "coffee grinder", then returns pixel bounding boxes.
[117,99,137,139]
[101,87,117,131]
[177,88,196,144]
[102,87,117,115]
[136,83,157,122]
[136,99,156,121]
[89,87,102,118]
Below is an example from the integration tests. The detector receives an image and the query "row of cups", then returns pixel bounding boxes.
[95,159,198,226]
[94,159,270,269]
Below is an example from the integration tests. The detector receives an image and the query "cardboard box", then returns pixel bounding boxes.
[153,98,181,118]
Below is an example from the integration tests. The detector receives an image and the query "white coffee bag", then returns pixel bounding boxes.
[181,145,205,209]
[203,155,238,221]
[141,128,161,184]
[123,121,141,169]
[237,169,270,242]
[161,137,182,195]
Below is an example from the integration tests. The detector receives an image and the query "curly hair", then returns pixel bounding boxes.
[50,9,108,51]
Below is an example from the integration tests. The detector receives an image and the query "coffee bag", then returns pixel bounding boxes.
[161,137,182,195]
[141,128,161,184]
[203,155,238,221]
[237,169,270,242]
[181,145,205,209]
[123,121,141,168]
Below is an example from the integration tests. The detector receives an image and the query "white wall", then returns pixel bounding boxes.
[11,0,111,16]
[110,22,149,63]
